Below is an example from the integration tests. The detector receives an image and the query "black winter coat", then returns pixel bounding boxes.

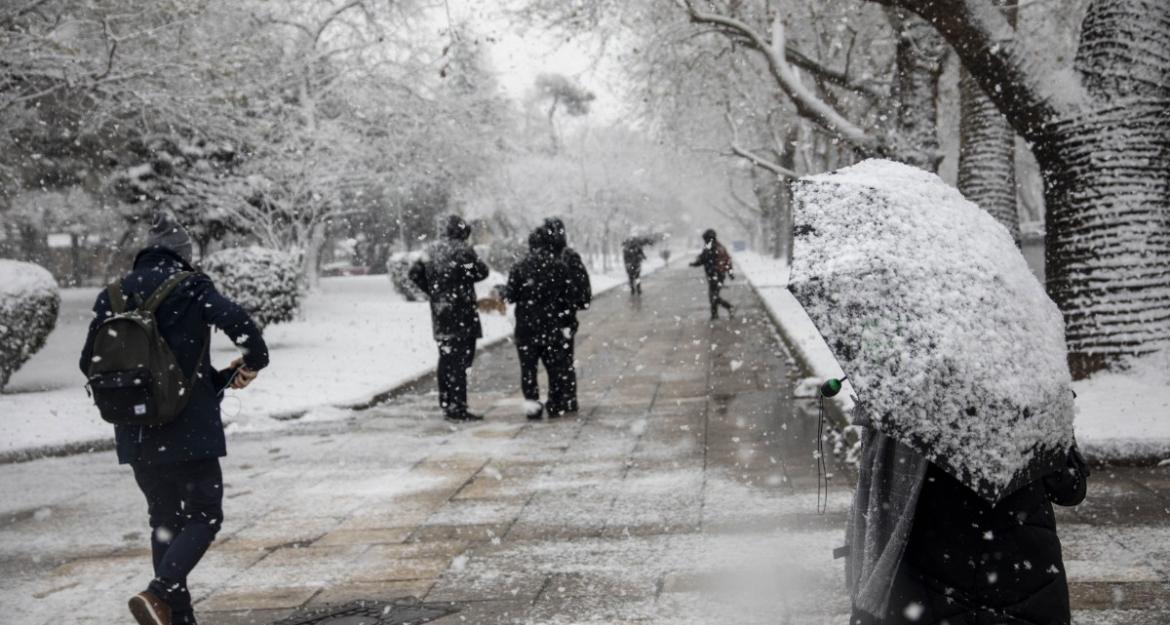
[557,247,591,333]
[690,241,731,279]
[79,248,269,466]
[505,248,572,341]
[409,238,489,342]
[882,452,1088,625]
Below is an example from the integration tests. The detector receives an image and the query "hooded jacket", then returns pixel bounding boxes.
[409,216,490,342]
[79,247,269,465]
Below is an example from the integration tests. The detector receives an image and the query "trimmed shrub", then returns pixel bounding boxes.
[202,246,300,328]
[0,260,60,390]
[486,238,526,275]
[387,251,426,302]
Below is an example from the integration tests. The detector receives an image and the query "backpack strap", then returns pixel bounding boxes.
[106,281,127,314]
[141,271,193,314]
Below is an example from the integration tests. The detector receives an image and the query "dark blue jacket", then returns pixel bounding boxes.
[79,247,269,465]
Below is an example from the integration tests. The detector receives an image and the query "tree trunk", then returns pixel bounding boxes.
[957,0,1018,241]
[1032,0,1170,377]
[887,9,948,170]
[882,0,1170,378]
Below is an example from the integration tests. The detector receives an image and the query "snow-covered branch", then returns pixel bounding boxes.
[680,0,884,154]
[724,111,798,178]
[870,0,1089,138]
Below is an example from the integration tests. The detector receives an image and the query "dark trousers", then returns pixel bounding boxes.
[437,336,476,415]
[517,331,572,412]
[707,275,733,318]
[562,326,579,412]
[626,263,642,294]
[132,458,224,617]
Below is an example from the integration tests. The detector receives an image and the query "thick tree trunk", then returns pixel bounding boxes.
[958,1,1018,241]
[882,0,1170,378]
[886,9,947,170]
[1035,0,1170,377]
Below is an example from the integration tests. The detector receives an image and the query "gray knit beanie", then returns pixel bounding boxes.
[145,209,194,263]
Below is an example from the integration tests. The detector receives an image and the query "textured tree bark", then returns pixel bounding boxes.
[1039,0,1170,378]
[958,0,1019,241]
[886,9,948,171]
[880,0,1170,378]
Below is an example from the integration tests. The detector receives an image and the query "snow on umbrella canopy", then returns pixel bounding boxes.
[788,159,1075,503]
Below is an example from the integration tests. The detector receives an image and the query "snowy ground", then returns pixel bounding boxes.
[1,268,1166,625]
[0,261,647,461]
[738,251,1170,464]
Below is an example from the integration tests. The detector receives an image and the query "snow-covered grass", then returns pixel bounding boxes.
[0,262,634,461]
[1073,349,1170,462]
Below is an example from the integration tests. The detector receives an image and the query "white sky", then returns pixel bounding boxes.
[444,0,627,123]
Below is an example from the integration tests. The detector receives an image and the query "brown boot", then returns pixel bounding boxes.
[129,590,172,625]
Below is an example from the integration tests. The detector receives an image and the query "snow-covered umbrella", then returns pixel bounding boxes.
[789,159,1075,503]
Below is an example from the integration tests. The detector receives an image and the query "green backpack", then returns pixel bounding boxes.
[86,271,207,426]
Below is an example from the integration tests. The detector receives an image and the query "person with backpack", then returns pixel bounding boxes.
[542,217,591,415]
[503,229,572,420]
[690,228,735,320]
[79,211,268,625]
[408,215,490,422]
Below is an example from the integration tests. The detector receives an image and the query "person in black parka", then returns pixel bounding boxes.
[541,217,590,414]
[79,211,268,625]
[503,229,572,420]
[409,215,490,421]
[690,228,735,320]
[856,447,1089,625]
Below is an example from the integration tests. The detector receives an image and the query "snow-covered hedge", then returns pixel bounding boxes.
[789,159,1074,500]
[387,251,426,302]
[0,260,60,390]
[202,246,300,328]
[485,238,526,275]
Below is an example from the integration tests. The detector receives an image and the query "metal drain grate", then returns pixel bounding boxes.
[272,597,457,625]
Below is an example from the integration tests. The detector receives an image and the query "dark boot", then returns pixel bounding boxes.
[129,590,172,625]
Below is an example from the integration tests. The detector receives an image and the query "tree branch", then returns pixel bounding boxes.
[680,0,884,154]
[724,111,799,179]
[869,0,1088,138]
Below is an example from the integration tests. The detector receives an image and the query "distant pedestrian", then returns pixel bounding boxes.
[542,217,590,414]
[79,210,269,625]
[409,215,490,422]
[504,229,573,419]
[848,432,1089,625]
[622,237,649,295]
[690,228,735,320]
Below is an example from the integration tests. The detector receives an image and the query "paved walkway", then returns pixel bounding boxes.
[2,267,1169,624]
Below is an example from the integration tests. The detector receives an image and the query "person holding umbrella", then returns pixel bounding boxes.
[621,236,652,295]
[787,161,1088,625]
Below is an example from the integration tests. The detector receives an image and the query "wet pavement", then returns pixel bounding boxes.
[1,267,1168,624]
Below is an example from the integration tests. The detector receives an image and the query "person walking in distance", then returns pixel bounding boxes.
[690,228,735,320]
[622,237,649,295]
[542,217,591,414]
[504,229,572,419]
[409,215,490,422]
[79,211,268,625]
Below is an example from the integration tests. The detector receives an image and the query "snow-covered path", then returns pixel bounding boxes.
[1,268,1167,624]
